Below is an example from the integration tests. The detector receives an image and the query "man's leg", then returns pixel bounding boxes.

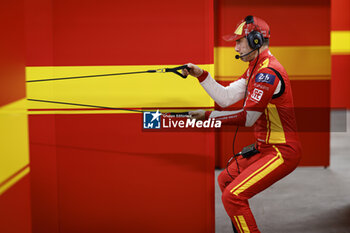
[231,220,239,233]
[218,152,264,232]
[218,152,264,192]
[221,145,300,233]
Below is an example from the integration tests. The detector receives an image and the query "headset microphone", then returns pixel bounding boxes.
[235,47,259,59]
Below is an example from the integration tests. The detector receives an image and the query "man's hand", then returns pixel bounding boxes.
[182,63,203,78]
[189,110,206,120]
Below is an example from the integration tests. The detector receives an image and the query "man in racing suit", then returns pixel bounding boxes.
[182,16,302,233]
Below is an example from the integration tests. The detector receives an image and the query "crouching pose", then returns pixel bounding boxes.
[183,15,302,233]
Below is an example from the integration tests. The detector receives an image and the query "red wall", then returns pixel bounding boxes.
[0,1,26,106]
[331,0,350,109]
[26,0,213,66]
[0,1,32,233]
[26,1,215,233]
[29,114,215,233]
[0,177,32,233]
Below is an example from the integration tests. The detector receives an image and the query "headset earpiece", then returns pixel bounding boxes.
[246,30,264,50]
[244,15,264,50]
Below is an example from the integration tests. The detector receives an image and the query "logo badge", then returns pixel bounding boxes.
[251,88,264,102]
[143,110,162,129]
[234,21,246,35]
[255,73,275,85]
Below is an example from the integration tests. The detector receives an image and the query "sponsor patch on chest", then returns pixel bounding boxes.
[255,73,275,85]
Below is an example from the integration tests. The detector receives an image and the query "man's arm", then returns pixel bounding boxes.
[182,63,246,108]
[189,67,281,127]
[189,109,262,127]
[209,110,262,127]
[200,73,246,108]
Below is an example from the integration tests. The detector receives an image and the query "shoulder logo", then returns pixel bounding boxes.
[255,73,275,85]
[256,58,270,72]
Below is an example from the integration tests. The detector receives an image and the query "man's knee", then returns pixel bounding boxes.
[218,170,232,192]
[221,189,247,212]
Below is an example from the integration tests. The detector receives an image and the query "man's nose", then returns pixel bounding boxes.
[235,44,239,53]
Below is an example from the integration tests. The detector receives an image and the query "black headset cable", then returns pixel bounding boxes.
[226,48,260,179]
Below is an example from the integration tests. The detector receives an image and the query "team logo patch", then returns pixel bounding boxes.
[255,73,275,85]
[143,110,162,129]
[251,88,264,102]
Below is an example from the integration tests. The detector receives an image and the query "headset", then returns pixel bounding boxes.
[245,15,264,49]
[235,15,265,59]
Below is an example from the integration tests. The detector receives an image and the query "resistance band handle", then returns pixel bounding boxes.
[165,65,191,79]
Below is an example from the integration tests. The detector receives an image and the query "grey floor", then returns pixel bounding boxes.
[215,110,350,233]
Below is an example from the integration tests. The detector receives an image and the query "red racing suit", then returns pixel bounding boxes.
[198,49,302,233]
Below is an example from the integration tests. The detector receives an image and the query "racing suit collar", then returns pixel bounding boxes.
[249,48,270,67]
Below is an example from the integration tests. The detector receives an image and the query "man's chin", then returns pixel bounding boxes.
[240,57,248,62]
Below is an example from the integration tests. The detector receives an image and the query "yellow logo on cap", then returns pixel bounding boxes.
[234,22,246,35]
[254,39,259,44]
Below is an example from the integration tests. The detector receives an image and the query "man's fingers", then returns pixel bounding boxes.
[183,63,195,77]
[181,63,204,78]
[182,69,189,77]
[189,110,205,120]
[188,111,196,119]
[187,63,194,71]
[187,63,196,76]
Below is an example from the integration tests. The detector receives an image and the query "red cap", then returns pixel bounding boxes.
[223,15,270,42]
